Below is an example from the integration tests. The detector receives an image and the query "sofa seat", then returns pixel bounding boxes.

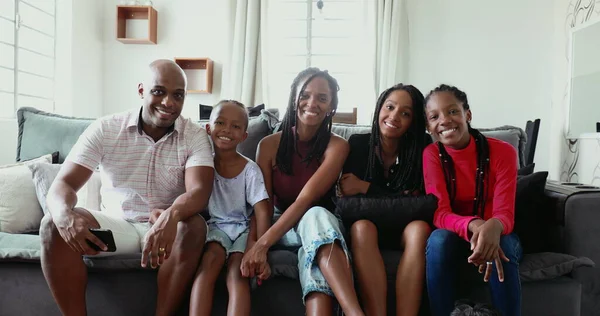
[0,241,583,316]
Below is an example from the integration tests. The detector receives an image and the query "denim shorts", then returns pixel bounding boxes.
[206,225,249,258]
[274,206,351,302]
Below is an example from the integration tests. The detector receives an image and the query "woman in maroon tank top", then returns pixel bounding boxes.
[241,68,364,315]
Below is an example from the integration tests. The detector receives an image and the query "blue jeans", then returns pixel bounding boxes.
[426,229,522,316]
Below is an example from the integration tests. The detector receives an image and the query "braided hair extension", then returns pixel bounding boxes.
[365,84,427,193]
[275,68,340,175]
[424,84,490,218]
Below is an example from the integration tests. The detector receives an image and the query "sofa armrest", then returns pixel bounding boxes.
[544,181,600,316]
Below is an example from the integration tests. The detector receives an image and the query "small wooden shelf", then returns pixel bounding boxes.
[174,58,214,94]
[117,6,157,44]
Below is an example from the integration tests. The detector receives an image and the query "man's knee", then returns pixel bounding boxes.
[172,215,206,259]
[40,213,59,249]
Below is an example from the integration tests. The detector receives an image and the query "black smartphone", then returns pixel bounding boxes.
[87,229,117,252]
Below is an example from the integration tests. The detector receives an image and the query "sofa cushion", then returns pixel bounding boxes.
[0,232,42,260]
[519,252,595,282]
[17,107,94,163]
[238,110,279,161]
[0,154,52,233]
[518,163,535,176]
[478,125,526,168]
[331,123,371,140]
[28,162,102,214]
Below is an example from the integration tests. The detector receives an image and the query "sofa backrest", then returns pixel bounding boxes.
[16,106,526,168]
[16,107,279,164]
[329,123,527,168]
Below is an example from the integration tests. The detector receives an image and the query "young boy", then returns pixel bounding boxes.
[189,100,271,316]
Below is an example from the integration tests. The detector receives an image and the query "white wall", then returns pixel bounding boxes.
[101,0,231,120]
[407,0,555,173]
[71,0,104,118]
[0,119,18,164]
[55,0,104,118]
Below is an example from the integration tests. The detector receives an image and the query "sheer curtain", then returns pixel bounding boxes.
[223,0,267,108]
[365,0,410,96]
[253,0,409,123]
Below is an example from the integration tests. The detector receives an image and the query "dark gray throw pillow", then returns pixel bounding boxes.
[237,110,279,161]
[518,163,535,176]
[335,194,438,233]
[513,171,550,254]
[519,252,594,282]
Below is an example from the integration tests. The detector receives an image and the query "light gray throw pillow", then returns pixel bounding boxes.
[28,163,102,214]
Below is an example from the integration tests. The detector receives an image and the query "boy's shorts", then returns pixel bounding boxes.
[206,225,249,258]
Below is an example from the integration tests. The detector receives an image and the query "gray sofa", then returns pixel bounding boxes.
[1,107,598,316]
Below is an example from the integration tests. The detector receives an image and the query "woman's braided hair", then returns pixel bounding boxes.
[275,67,339,175]
[425,84,490,217]
[365,84,427,193]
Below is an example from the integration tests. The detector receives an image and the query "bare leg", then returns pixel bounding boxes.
[318,242,365,316]
[351,220,387,316]
[226,252,251,316]
[189,242,226,316]
[306,292,334,316]
[40,208,100,316]
[396,221,431,316]
[157,215,207,316]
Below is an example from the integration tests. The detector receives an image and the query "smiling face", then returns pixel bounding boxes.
[206,102,248,151]
[378,89,414,140]
[138,61,187,132]
[295,76,332,128]
[425,91,472,149]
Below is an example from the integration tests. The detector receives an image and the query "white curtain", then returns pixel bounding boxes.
[224,0,266,107]
[365,0,410,95]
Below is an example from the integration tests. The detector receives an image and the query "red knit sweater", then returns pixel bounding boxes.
[423,136,518,241]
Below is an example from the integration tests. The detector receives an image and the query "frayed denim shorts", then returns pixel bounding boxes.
[274,206,351,303]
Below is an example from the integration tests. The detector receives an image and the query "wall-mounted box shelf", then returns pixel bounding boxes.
[174,58,214,94]
[117,6,157,44]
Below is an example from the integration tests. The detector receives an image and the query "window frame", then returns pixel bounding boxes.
[0,0,57,118]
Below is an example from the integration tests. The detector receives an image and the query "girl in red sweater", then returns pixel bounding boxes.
[423,84,522,316]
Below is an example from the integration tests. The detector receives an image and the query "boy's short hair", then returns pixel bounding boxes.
[210,99,249,130]
[450,300,501,316]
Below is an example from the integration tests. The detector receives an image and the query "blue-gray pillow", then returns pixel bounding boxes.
[17,107,94,163]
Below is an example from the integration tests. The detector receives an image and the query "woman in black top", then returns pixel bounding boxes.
[339,84,431,316]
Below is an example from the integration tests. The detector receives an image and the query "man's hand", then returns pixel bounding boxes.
[141,209,179,268]
[468,219,504,266]
[240,242,269,279]
[149,209,164,224]
[53,210,106,255]
[338,173,369,196]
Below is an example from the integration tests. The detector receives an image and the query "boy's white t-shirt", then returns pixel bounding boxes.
[207,159,269,241]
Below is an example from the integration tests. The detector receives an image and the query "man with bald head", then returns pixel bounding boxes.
[40,59,214,315]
